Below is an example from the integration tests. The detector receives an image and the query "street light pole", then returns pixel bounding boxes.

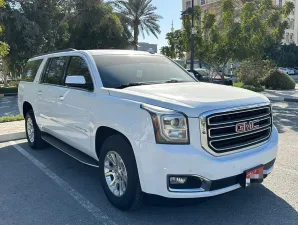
[190,0,195,71]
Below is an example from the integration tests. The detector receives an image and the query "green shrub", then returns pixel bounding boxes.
[238,59,275,86]
[263,70,296,90]
[233,81,244,88]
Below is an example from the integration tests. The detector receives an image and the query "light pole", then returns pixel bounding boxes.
[190,0,195,71]
[182,0,195,71]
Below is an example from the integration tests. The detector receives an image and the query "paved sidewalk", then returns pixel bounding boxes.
[262,85,298,102]
[0,120,25,142]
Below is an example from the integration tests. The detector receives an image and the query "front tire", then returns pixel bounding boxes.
[99,135,143,211]
[25,109,46,149]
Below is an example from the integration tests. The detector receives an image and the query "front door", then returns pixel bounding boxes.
[56,56,95,155]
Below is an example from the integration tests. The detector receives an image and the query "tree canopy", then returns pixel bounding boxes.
[160,29,185,59]
[0,0,142,75]
[0,0,9,57]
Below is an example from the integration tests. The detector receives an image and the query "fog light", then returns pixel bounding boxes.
[170,177,187,184]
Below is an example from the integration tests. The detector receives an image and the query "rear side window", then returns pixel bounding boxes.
[22,59,43,82]
[66,56,93,85]
[42,57,68,85]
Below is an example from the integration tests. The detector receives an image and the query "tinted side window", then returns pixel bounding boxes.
[42,57,68,85]
[66,56,93,86]
[22,59,43,82]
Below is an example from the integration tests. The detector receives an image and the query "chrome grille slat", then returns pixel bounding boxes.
[208,112,271,126]
[199,103,273,156]
[209,129,272,151]
[210,127,271,145]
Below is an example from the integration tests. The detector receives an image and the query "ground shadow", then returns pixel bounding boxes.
[0,96,19,116]
[11,142,298,225]
[272,102,298,133]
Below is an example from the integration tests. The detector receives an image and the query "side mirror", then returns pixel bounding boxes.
[188,72,196,79]
[65,75,93,90]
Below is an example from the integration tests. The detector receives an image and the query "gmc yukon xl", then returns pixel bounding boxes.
[18,49,278,210]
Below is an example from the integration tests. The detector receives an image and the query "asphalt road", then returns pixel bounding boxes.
[0,96,19,117]
[0,101,297,225]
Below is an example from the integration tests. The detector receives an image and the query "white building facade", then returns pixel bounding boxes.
[274,0,298,45]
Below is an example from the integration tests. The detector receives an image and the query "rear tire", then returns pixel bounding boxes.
[25,109,46,149]
[99,135,143,211]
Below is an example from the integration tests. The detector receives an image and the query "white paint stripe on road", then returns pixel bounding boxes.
[10,141,117,225]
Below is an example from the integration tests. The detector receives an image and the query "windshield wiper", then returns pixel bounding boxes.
[162,80,191,84]
[114,82,155,89]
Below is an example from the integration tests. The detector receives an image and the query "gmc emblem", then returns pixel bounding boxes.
[236,121,259,133]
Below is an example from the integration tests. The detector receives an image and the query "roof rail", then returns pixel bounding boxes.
[33,48,77,58]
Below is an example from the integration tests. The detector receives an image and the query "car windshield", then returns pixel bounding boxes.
[92,55,196,88]
[195,69,209,77]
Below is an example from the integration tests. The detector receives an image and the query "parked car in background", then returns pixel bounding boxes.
[277,67,295,75]
[188,68,233,86]
[19,49,278,210]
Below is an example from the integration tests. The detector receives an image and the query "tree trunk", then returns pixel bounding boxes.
[221,71,225,85]
[133,23,139,50]
[4,72,7,87]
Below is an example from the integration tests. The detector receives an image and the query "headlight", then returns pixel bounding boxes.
[141,104,189,144]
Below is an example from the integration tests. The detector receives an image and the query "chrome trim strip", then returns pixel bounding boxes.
[264,166,274,175]
[199,103,272,157]
[209,118,271,138]
[169,187,206,193]
[210,128,272,152]
[169,184,241,194]
[199,103,271,120]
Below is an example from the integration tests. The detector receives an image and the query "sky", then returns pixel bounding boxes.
[139,0,182,51]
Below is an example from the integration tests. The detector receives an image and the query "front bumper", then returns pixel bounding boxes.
[132,126,278,198]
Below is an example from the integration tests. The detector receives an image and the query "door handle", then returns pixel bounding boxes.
[59,96,64,101]
[37,91,42,96]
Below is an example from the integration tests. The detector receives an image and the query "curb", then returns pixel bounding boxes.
[268,97,298,103]
[0,132,26,143]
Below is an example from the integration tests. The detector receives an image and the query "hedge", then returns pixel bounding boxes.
[0,87,18,94]
[263,70,296,90]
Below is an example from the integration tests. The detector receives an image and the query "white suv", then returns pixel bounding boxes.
[18,49,278,210]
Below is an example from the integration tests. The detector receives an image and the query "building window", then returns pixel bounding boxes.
[286,32,289,43]
[290,33,294,43]
[290,19,294,29]
[201,0,206,5]
[186,0,191,8]
[279,0,282,7]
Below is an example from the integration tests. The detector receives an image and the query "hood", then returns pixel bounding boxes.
[107,82,270,117]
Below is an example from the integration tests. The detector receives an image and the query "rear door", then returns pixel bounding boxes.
[56,55,95,155]
[37,56,69,135]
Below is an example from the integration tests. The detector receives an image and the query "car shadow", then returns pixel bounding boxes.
[0,96,19,116]
[14,142,298,225]
[272,102,298,133]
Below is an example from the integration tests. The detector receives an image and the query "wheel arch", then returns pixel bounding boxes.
[95,126,134,159]
[23,101,33,117]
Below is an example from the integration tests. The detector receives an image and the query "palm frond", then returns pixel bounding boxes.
[109,0,162,45]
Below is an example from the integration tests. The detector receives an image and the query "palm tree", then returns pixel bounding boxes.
[110,0,162,50]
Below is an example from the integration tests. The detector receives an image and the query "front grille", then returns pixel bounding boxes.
[200,104,272,156]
